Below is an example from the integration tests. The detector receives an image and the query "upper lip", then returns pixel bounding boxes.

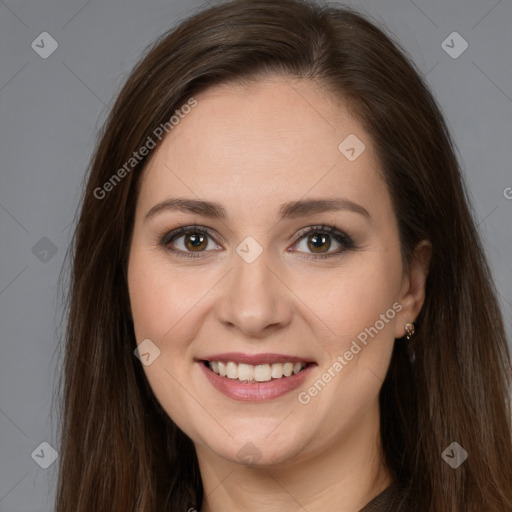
[199,352,315,365]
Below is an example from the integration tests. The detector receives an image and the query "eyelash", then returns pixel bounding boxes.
[159,224,356,260]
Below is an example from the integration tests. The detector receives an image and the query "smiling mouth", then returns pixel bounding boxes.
[203,360,312,383]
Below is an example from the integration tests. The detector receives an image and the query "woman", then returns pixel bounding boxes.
[55,0,512,510]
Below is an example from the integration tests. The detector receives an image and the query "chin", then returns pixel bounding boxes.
[196,427,311,468]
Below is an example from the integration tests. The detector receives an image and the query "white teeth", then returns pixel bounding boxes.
[271,363,283,379]
[226,361,238,379]
[207,360,307,382]
[237,363,254,381]
[218,361,227,377]
[254,364,272,382]
[283,362,293,377]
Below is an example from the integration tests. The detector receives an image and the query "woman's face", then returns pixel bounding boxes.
[127,77,427,468]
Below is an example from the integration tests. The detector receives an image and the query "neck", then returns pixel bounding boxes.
[197,402,393,512]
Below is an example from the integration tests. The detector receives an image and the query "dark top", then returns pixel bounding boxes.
[359,481,408,512]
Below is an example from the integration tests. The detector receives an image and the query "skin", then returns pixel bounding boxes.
[127,76,431,512]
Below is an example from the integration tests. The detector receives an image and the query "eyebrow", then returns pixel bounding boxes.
[145,196,371,223]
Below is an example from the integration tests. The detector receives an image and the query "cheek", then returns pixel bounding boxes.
[294,249,402,356]
[127,245,205,434]
[128,245,206,345]
[292,253,402,435]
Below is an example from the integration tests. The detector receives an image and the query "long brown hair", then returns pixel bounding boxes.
[54,0,512,510]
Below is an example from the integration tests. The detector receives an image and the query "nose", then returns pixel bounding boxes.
[215,246,292,338]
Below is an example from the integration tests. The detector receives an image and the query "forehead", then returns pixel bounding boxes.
[136,77,389,222]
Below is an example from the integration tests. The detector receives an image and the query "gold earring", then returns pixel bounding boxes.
[404,322,415,340]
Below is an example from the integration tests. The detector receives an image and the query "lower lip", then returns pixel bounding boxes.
[198,362,315,402]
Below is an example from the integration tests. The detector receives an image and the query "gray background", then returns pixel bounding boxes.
[0,0,511,510]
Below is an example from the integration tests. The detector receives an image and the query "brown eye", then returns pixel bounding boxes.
[306,232,332,253]
[161,226,221,259]
[183,232,209,251]
[290,225,355,259]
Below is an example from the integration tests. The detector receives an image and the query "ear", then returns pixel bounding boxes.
[394,239,432,339]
